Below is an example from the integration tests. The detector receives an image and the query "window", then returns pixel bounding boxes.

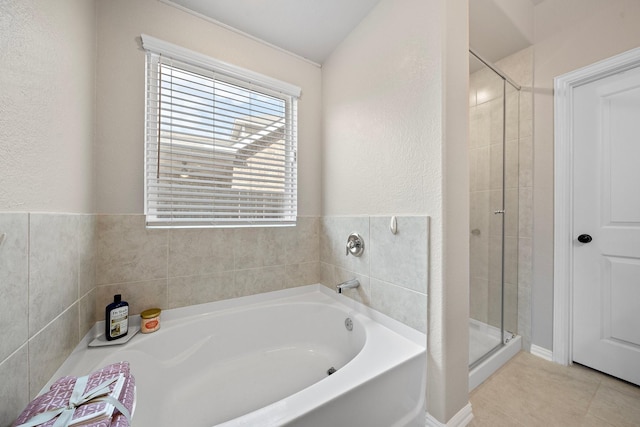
[142,35,300,228]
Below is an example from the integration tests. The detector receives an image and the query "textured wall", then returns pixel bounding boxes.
[0,0,95,213]
[94,0,322,216]
[532,0,640,351]
[322,0,470,423]
[321,1,442,218]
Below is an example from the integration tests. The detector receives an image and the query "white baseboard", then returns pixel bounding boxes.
[425,403,473,427]
[530,344,553,362]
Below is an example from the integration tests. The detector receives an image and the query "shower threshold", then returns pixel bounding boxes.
[469,333,521,391]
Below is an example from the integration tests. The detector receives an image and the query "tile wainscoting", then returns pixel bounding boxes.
[320,216,428,333]
[94,214,321,318]
[0,212,428,425]
[0,213,97,426]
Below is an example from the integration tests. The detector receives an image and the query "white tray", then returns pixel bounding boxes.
[88,326,140,347]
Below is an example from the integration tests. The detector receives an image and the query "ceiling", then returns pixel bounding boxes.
[163,0,541,66]
[162,0,381,64]
[469,0,536,65]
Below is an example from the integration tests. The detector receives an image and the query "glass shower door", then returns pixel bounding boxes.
[468,52,509,368]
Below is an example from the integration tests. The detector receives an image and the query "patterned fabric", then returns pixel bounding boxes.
[13,362,135,427]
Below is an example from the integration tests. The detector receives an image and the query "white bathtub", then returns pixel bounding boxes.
[48,284,426,426]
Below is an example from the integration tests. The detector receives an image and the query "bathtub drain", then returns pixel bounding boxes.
[344,317,353,331]
[327,367,337,376]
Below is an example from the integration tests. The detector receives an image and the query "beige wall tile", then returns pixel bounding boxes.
[469,109,480,148]
[504,281,518,334]
[503,236,518,285]
[488,235,503,283]
[370,216,428,293]
[487,280,502,329]
[168,227,234,277]
[370,278,426,333]
[29,214,79,336]
[505,139,519,190]
[490,98,504,144]
[489,142,504,190]
[489,189,503,238]
[0,345,29,427]
[28,304,79,398]
[233,226,288,269]
[78,214,96,298]
[285,217,320,265]
[519,136,533,189]
[519,117,532,139]
[285,262,320,288]
[470,232,489,281]
[96,214,167,285]
[168,271,235,308]
[320,216,370,276]
[96,279,168,319]
[0,213,29,362]
[234,266,287,297]
[470,277,489,323]
[518,187,533,239]
[334,267,371,306]
[475,147,491,191]
[319,261,335,288]
[79,288,96,338]
[469,148,479,192]
[474,102,491,147]
[517,238,533,348]
[505,90,520,142]
[504,189,519,238]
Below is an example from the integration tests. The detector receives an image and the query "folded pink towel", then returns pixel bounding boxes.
[13,362,136,427]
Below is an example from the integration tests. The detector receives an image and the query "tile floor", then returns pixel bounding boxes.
[469,351,640,426]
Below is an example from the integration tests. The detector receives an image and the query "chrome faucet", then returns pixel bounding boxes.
[336,278,360,294]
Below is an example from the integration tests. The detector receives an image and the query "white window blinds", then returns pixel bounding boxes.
[142,35,300,228]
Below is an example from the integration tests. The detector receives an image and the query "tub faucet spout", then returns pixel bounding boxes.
[336,278,360,294]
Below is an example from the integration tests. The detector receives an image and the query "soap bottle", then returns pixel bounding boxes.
[105,294,129,341]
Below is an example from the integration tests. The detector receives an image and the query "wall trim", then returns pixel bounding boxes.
[530,344,553,362]
[425,404,473,427]
[553,47,640,366]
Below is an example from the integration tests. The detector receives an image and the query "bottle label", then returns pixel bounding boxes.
[109,306,128,337]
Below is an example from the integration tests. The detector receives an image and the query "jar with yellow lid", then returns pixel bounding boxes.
[140,308,161,334]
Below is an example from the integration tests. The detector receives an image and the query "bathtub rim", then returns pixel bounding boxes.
[73,284,425,360]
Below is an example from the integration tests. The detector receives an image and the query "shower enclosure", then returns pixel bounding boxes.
[468,50,520,372]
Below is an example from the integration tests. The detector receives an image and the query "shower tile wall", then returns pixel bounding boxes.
[497,47,533,352]
[469,47,533,350]
[319,216,428,333]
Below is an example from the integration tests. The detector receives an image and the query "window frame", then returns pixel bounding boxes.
[141,34,300,228]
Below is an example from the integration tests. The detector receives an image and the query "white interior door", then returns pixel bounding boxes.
[572,64,640,386]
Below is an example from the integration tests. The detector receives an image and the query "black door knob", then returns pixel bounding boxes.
[577,234,592,243]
